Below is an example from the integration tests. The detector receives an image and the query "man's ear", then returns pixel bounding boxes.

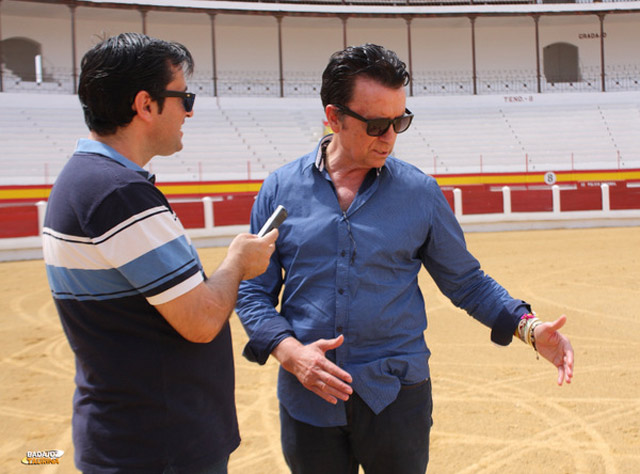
[132,90,154,122]
[325,104,342,133]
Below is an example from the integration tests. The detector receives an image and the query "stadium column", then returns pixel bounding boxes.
[533,14,541,94]
[0,0,3,93]
[598,13,606,92]
[69,5,78,94]
[140,8,148,35]
[209,13,218,97]
[406,17,413,97]
[340,15,348,49]
[276,14,284,98]
[469,15,477,96]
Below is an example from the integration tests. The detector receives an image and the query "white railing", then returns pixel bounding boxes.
[4,67,640,97]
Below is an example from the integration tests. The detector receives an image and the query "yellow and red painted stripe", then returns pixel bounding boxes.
[434,169,640,187]
[0,180,264,204]
[1,170,639,204]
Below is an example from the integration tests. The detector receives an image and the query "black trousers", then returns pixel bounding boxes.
[280,379,433,474]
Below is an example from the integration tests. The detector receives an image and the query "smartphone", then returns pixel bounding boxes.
[257,205,288,237]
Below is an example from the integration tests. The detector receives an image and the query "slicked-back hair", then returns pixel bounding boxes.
[78,32,194,136]
[320,43,410,109]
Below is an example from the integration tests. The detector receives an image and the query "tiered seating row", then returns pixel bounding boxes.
[1,92,639,185]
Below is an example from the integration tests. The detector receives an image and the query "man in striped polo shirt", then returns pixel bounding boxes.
[42,33,277,474]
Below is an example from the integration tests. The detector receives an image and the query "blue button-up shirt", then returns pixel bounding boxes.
[236,135,529,427]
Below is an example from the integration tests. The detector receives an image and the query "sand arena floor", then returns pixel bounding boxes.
[1,226,639,473]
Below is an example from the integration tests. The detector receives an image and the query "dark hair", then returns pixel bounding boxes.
[320,43,410,108]
[78,32,194,135]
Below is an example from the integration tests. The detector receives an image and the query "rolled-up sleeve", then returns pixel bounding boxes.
[236,271,295,364]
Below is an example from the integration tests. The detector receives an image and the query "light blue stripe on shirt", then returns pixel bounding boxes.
[47,236,197,300]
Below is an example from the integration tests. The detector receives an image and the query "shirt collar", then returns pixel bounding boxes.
[314,134,384,177]
[75,138,156,183]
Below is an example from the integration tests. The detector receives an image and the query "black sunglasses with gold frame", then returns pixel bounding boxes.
[334,104,413,137]
[157,90,196,113]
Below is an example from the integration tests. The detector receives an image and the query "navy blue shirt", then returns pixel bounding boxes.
[236,135,529,427]
[43,139,239,473]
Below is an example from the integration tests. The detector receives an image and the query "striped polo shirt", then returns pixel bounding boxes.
[42,139,239,473]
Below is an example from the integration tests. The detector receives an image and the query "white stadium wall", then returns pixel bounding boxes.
[146,11,213,74]
[346,17,408,60]
[412,17,473,76]
[2,2,73,74]
[75,7,142,58]
[476,17,538,74]
[279,16,344,75]
[216,15,280,75]
[598,13,640,67]
[540,15,601,68]
[3,0,640,94]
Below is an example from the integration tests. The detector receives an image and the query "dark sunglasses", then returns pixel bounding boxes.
[158,90,196,113]
[335,104,413,137]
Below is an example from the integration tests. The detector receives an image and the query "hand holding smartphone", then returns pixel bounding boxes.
[257,205,288,237]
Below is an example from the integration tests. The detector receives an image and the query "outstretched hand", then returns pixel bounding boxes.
[534,315,574,385]
[272,335,353,404]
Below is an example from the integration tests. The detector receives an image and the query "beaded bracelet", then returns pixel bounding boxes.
[515,313,541,359]
[515,313,535,342]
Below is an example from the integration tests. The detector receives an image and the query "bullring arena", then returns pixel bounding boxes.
[2,0,640,472]
[1,225,639,473]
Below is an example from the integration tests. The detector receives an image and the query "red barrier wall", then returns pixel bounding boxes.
[560,187,602,211]
[511,189,553,212]
[212,195,255,226]
[610,184,640,210]
[168,196,255,228]
[1,184,638,238]
[0,205,39,238]
[171,201,205,229]
[460,187,503,215]
[441,189,454,211]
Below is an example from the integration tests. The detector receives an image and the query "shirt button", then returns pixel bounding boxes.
[341,250,346,257]
[338,288,344,295]
[337,326,343,332]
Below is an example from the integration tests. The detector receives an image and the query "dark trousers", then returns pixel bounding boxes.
[162,456,228,474]
[280,379,433,474]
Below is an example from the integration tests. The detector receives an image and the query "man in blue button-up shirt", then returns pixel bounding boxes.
[236,44,573,474]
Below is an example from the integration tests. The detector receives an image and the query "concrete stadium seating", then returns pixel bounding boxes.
[1,91,639,185]
[393,92,640,175]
